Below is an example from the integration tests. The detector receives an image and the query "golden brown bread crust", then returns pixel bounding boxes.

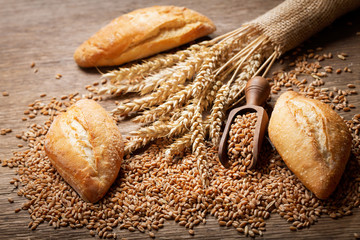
[74,5,216,67]
[44,99,124,203]
[268,91,352,199]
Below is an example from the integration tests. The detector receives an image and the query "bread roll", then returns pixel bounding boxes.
[268,91,352,199]
[45,99,124,203]
[74,5,216,67]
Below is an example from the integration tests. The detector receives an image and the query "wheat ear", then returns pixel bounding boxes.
[132,54,205,123]
[190,99,210,186]
[135,40,238,122]
[124,120,171,155]
[167,75,225,139]
[164,133,192,159]
[102,46,200,84]
[209,82,231,146]
[100,50,206,97]
[165,114,212,161]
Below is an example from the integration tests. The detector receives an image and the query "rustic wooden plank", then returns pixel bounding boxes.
[1,0,360,239]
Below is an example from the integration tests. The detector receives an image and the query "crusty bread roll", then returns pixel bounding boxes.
[45,99,124,203]
[74,5,216,67]
[268,91,352,199]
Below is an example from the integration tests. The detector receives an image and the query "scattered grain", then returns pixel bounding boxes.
[2,47,360,240]
[149,232,155,238]
[2,91,9,96]
[337,54,346,60]
[289,226,297,231]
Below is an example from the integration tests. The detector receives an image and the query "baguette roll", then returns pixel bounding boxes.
[268,91,352,199]
[74,5,216,67]
[45,99,124,203]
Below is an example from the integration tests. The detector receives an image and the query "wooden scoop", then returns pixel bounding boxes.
[218,76,271,169]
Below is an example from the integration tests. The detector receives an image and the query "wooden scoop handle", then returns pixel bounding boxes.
[245,76,270,106]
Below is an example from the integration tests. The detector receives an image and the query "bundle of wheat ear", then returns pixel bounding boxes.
[96,0,360,186]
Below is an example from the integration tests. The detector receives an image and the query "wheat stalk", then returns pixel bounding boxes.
[100,25,280,187]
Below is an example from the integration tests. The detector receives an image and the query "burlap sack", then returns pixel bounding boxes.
[248,0,360,54]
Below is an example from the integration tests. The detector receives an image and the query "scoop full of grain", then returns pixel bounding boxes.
[227,112,257,167]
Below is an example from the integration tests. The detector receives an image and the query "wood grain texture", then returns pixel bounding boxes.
[0,0,359,239]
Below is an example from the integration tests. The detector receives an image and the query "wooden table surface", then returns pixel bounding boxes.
[1,0,360,239]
